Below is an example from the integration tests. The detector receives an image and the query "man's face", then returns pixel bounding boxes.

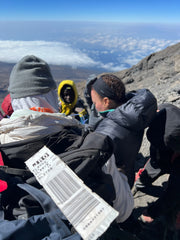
[63,88,74,103]
[91,88,108,112]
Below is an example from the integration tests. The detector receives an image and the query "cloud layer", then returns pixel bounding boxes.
[0,40,98,67]
[0,37,179,72]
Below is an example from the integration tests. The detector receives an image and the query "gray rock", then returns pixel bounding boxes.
[114,42,180,109]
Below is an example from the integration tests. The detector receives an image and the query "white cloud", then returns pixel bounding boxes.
[81,35,179,57]
[0,40,98,67]
[0,37,179,73]
[79,34,180,70]
[0,40,126,72]
[99,62,125,72]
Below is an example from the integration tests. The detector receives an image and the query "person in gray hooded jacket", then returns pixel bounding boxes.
[85,74,157,189]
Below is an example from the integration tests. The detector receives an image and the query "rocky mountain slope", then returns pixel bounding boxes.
[77,41,180,109]
[115,41,180,107]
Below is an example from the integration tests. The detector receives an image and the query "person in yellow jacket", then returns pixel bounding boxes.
[58,80,89,124]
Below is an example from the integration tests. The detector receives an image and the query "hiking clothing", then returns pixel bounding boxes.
[87,103,102,129]
[84,75,102,128]
[0,103,116,220]
[95,89,157,188]
[0,107,132,223]
[1,94,13,118]
[11,89,59,113]
[58,80,89,124]
[0,127,115,223]
[135,103,180,186]
[147,103,180,153]
[8,55,57,99]
[0,129,115,201]
[147,155,180,228]
[0,109,81,144]
[102,158,134,223]
[0,181,81,240]
[58,80,78,116]
[86,88,157,222]
[135,103,180,227]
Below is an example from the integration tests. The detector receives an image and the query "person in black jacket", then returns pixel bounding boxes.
[134,103,180,231]
[85,73,157,234]
[85,73,157,188]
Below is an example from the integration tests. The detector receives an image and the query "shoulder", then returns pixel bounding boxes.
[108,89,157,130]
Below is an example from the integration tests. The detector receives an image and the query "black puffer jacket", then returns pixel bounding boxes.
[146,103,180,171]
[95,89,157,188]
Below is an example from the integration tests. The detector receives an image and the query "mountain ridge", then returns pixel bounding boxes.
[114,41,180,107]
[76,42,180,109]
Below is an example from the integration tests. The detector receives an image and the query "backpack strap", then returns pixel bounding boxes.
[0,165,33,179]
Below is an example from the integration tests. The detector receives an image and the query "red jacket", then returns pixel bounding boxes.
[1,94,13,117]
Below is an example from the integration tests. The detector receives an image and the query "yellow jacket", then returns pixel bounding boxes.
[58,80,78,115]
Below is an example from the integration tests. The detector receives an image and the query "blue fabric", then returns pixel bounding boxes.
[0,183,81,240]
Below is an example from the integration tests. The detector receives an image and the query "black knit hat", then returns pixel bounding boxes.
[8,55,57,99]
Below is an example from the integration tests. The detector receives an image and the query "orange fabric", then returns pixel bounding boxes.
[30,107,54,113]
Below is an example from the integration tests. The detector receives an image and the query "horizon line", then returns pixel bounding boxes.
[0,20,180,25]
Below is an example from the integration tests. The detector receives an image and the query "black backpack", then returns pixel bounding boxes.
[0,127,115,226]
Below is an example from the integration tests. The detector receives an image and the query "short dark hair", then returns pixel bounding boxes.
[100,74,126,104]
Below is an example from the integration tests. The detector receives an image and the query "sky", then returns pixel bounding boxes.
[1,0,180,23]
[0,1,180,72]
